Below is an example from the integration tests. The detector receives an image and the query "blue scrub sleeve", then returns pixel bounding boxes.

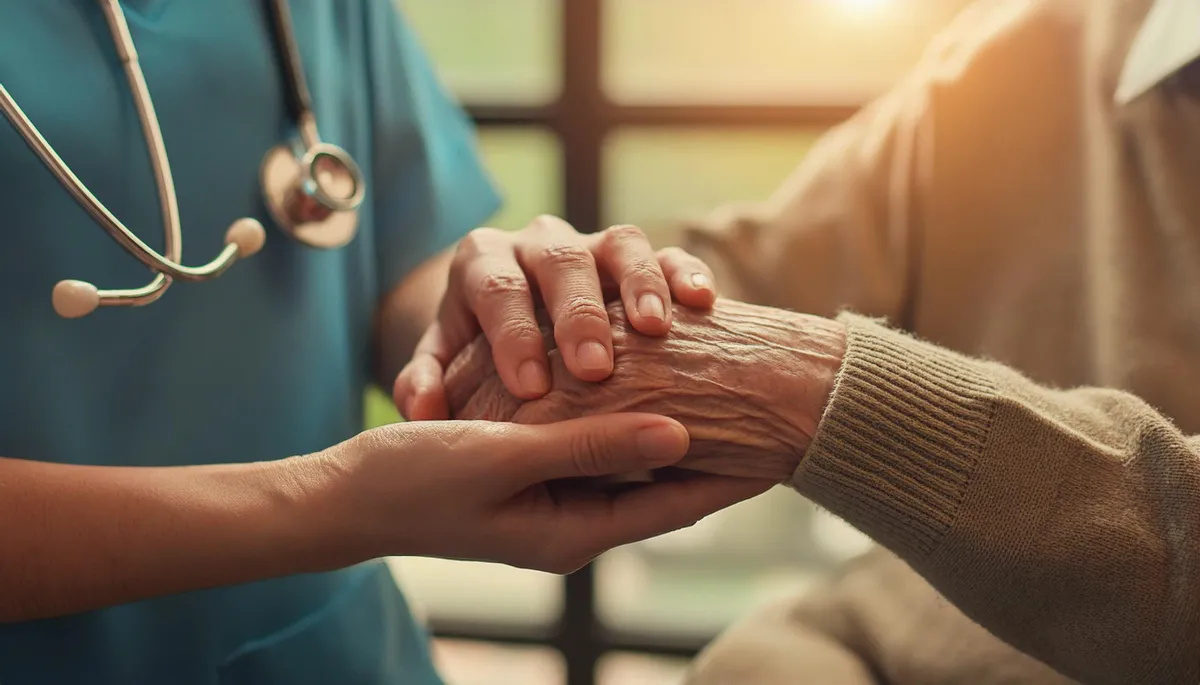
[362,0,504,295]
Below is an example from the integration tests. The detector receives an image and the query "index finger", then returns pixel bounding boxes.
[516,217,614,383]
[457,229,552,400]
[393,288,475,422]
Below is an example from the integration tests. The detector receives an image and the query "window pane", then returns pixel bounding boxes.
[390,557,563,626]
[597,652,690,685]
[433,639,565,685]
[597,491,873,637]
[602,127,823,247]
[477,127,563,232]
[596,489,811,637]
[604,0,970,104]
[598,127,875,636]
[399,0,560,104]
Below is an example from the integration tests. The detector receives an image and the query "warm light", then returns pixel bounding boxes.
[834,0,890,14]
[822,0,895,25]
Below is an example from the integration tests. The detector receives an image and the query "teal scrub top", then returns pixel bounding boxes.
[0,1,502,683]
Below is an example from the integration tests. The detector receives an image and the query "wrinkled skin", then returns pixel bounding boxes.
[445,299,846,483]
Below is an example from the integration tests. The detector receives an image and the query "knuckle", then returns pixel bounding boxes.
[458,227,504,256]
[537,243,595,270]
[453,231,507,274]
[527,214,571,234]
[493,316,542,347]
[656,245,692,262]
[622,261,664,284]
[558,297,609,327]
[600,224,647,247]
[475,272,529,300]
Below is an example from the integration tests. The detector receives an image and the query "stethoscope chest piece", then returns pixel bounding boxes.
[261,140,362,250]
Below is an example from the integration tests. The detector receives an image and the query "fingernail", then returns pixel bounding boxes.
[637,293,666,322]
[575,339,611,372]
[517,359,550,395]
[690,273,711,291]
[637,424,689,463]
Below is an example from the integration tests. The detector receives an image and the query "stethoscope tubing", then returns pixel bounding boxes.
[0,0,242,285]
[266,0,314,130]
[0,0,363,317]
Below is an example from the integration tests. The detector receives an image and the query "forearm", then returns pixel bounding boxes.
[0,454,357,623]
[371,249,452,390]
[796,315,1200,685]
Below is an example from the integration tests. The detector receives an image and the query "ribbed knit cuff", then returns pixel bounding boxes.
[792,314,999,563]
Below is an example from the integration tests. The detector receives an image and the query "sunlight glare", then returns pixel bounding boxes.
[834,0,890,14]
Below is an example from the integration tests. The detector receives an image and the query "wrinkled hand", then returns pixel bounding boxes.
[444,299,847,482]
[394,216,718,422]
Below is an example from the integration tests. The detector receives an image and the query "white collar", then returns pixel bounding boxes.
[1116,0,1200,105]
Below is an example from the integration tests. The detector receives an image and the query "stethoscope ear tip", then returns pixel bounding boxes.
[225,218,267,259]
[53,280,100,319]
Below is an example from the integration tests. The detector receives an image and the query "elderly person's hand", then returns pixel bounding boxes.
[444,299,847,482]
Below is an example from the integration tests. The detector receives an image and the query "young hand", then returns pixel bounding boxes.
[313,413,773,572]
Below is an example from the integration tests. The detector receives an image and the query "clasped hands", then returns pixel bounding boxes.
[442,298,846,483]
[343,216,844,577]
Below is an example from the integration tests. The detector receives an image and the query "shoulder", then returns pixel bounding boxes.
[867,0,1093,142]
[895,0,1096,190]
[918,0,1088,82]
[804,0,1092,163]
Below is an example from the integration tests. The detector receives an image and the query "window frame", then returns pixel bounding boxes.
[446,2,857,683]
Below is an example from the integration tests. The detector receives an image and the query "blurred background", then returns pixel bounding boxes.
[368,1,973,683]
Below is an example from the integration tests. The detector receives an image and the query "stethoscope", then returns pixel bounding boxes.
[0,0,366,319]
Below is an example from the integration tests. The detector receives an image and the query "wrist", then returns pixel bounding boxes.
[262,452,378,573]
[792,313,994,562]
[674,300,845,481]
[779,310,847,449]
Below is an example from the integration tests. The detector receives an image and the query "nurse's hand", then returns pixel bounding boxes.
[394,216,717,422]
[320,413,771,572]
[0,412,768,623]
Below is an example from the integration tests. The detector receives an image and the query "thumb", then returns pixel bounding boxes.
[501,414,690,484]
[394,353,449,421]
[394,324,452,421]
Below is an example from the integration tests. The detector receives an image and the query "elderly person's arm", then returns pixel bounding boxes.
[446,299,1200,685]
[624,1,1087,682]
